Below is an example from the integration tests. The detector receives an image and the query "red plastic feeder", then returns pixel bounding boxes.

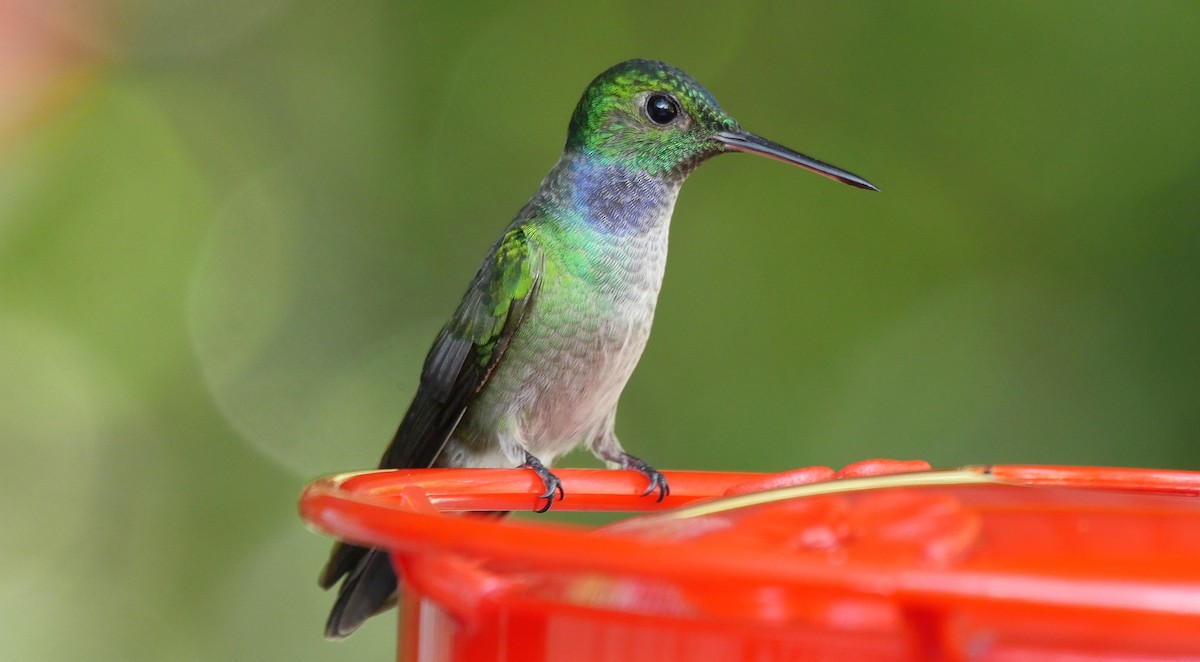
[299,461,1200,660]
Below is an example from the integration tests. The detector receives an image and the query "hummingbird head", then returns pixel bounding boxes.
[566,59,877,190]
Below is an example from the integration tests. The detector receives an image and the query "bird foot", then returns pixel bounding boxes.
[617,453,670,503]
[522,450,565,513]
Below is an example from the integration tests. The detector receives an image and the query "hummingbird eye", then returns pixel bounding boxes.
[644,94,680,126]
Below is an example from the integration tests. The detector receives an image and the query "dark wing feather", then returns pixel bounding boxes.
[319,226,543,639]
[378,225,543,470]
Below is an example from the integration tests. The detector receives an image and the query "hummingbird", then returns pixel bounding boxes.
[318,58,876,639]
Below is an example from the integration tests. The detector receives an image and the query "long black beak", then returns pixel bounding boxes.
[716,130,878,191]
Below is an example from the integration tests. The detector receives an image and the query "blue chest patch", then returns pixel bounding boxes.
[566,162,675,235]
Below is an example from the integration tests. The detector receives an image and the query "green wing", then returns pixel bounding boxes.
[319,227,544,637]
[376,224,543,469]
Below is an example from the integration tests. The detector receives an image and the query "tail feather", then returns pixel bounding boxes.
[322,548,398,640]
[319,541,361,589]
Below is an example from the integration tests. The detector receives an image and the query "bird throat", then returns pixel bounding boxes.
[553,155,685,236]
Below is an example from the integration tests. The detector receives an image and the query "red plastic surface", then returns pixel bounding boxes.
[300,463,1200,661]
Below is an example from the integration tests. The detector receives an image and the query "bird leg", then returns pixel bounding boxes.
[591,443,670,503]
[521,450,565,513]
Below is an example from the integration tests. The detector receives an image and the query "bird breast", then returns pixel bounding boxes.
[526,224,669,435]
[471,220,672,463]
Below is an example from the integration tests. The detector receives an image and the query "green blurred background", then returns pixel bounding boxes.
[3,1,1198,659]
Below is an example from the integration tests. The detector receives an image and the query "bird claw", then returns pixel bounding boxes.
[522,451,565,513]
[639,470,670,503]
[619,453,670,503]
[537,476,566,513]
